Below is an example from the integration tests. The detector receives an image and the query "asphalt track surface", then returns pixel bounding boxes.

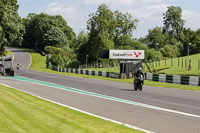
[1,48,200,133]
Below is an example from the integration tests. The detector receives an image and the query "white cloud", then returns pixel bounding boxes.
[84,0,169,38]
[183,10,200,31]
[84,0,133,5]
[43,0,200,38]
[45,2,88,34]
[84,0,163,6]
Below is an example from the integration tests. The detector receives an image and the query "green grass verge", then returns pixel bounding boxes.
[0,49,13,57]
[6,49,13,56]
[23,48,200,91]
[0,85,142,133]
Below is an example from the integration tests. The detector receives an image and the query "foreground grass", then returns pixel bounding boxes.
[0,85,142,133]
[22,48,200,91]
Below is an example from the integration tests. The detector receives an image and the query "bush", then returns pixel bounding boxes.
[45,46,76,67]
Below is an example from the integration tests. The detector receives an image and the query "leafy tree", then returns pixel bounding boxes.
[180,28,195,56]
[160,44,180,58]
[191,29,200,54]
[77,41,90,64]
[84,4,138,62]
[113,11,138,47]
[75,30,88,53]
[163,5,185,41]
[43,27,68,48]
[0,0,25,55]
[23,13,75,49]
[142,27,167,49]
[87,4,115,62]
[45,46,76,67]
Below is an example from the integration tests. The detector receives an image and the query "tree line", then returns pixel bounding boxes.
[0,1,200,68]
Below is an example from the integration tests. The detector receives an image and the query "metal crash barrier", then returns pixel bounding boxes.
[0,55,15,76]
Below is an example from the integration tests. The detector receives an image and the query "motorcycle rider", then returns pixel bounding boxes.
[134,67,144,85]
[16,63,21,70]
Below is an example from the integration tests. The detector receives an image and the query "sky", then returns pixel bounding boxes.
[18,0,200,38]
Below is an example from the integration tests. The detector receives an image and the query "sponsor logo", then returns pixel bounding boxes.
[133,51,142,58]
[110,50,144,59]
[113,51,142,58]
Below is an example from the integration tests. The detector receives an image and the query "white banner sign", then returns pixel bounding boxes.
[109,50,145,59]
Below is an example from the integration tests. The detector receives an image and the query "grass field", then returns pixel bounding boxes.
[144,54,200,76]
[0,84,142,133]
[22,48,200,91]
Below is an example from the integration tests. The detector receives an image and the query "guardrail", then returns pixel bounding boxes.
[52,66,129,79]
[52,66,200,86]
[145,73,200,86]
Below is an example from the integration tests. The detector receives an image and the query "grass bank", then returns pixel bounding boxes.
[0,85,142,133]
[144,54,200,76]
[23,48,200,91]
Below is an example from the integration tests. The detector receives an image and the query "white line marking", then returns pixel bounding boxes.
[0,83,154,133]
[4,76,200,119]
[27,52,32,69]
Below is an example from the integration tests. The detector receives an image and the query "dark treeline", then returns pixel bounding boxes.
[0,1,200,67]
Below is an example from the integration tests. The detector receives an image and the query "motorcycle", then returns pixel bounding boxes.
[16,64,21,70]
[134,74,144,91]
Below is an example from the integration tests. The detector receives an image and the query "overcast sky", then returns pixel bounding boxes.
[18,0,200,38]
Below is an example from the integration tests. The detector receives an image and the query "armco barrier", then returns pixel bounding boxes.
[52,66,200,86]
[146,73,200,86]
[54,66,125,79]
[199,78,200,86]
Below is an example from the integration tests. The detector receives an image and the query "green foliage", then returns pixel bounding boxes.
[143,27,167,49]
[180,28,195,56]
[113,11,138,47]
[77,41,89,64]
[75,30,88,54]
[67,60,80,68]
[160,44,180,58]
[0,0,25,55]
[78,4,138,63]
[192,29,200,54]
[23,13,75,49]
[43,27,68,48]
[45,46,76,68]
[163,5,185,41]
[140,5,195,59]
[87,4,115,61]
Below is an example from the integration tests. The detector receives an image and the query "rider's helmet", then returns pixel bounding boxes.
[138,67,142,72]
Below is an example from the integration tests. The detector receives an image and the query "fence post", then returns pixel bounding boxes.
[199,59,200,70]
[185,59,187,69]
[188,59,191,70]
[182,58,183,68]
[159,60,160,66]
[171,58,173,67]
[178,57,179,67]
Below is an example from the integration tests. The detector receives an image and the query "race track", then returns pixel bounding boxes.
[1,48,200,133]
